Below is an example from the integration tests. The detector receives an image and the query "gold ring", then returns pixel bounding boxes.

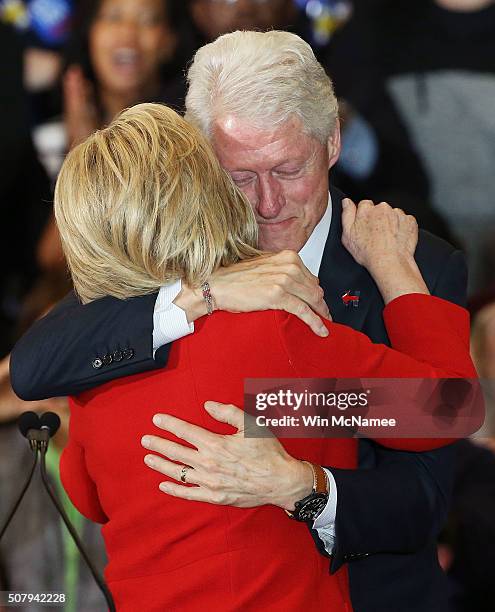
[180,465,190,483]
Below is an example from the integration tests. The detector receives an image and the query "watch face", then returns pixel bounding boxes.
[295,493,328,522]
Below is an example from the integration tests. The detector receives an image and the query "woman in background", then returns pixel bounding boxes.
[63,0,187,148]
[37,0,188,271]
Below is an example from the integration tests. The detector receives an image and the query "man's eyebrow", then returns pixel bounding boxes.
[273,156,311,170]
[274,162,303,170]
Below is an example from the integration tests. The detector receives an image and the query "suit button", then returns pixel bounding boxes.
[92,358,103,369]
[102,353,113,366]
[113,350,123,362]
[123,348,134,360]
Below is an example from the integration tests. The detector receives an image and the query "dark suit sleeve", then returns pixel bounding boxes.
[429,248,467,308]
[10,291,169,400]
[326,247,468,571]
[328,443,456,571]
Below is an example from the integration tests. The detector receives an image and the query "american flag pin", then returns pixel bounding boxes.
[342,290,360,308]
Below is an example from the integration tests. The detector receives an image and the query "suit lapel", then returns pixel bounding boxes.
[318,188,380,333]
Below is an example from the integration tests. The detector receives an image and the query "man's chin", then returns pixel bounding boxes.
[258,220,305,252]
[258,235,305,253]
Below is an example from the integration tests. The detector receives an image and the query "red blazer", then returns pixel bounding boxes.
[61,294,475,612]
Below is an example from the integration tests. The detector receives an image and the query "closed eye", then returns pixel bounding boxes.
[230,173,256,187]
[273,168,302,179]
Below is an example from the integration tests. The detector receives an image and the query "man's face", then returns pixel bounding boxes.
[211,115,340,252]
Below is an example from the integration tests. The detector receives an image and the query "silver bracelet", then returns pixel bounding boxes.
[201,281,214,315]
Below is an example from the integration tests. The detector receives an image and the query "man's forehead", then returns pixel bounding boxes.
[211,114,316,162]
[214,114,305,140]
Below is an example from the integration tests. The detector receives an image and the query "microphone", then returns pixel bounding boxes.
[18,411,41,438]
[18,411,60,451]
[0,411,116,611]
[39,412,61,437]
[18,411,43,451]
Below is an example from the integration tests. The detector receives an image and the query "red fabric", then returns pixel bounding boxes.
[60,294,476,611]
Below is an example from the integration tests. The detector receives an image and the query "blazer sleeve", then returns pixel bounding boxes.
[10,291,168,401]
[327,443,456,572]
[279,292,479,452]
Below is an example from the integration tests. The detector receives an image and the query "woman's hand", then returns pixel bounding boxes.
[341,198,418,267]
[174,250,331,336]
[64,65,99,149]
[341,198,429,303]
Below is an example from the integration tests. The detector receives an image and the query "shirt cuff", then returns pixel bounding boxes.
[312,468,337,555]
[152,280,194,356]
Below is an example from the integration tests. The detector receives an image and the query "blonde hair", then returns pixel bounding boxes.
[54,103,260,303]
[185,30,338,144]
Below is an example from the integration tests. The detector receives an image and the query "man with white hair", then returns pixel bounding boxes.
[12,31,467,611]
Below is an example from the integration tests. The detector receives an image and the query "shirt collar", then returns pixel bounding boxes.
[298,193,332,276]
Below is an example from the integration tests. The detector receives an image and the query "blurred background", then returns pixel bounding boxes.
[0,1,494,610]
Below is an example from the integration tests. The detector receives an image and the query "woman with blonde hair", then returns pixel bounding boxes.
[57,103,475,610]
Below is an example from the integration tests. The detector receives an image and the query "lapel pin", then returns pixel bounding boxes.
[342,290,360,308]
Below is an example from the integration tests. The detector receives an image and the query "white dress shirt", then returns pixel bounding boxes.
[152,194,337,554]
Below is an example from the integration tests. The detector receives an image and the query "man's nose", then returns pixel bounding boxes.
[256,176,284,219]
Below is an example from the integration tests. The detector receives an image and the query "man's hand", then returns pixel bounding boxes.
[341,198,429,304]
[141,401,313,510]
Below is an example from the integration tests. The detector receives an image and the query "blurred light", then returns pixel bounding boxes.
[333,1,352,20]
[29,0,72,46]
[306,0,323,20]
[0,0,30,30]
[1,0,72,45]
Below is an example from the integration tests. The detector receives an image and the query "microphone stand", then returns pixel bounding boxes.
[0,444,39,542]
[0,426,116,612]
[38,440,116,612]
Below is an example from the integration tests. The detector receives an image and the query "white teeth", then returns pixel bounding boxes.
[113,48,139,65]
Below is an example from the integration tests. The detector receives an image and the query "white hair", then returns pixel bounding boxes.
[185,30,339,144]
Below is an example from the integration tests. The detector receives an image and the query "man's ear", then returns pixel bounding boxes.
[327,120,341,170]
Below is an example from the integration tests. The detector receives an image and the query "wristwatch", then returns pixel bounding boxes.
[286,461,329,522]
